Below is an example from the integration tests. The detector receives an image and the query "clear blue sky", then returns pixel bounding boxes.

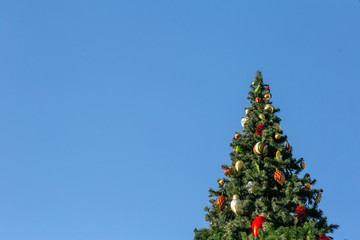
[0,1,359,239]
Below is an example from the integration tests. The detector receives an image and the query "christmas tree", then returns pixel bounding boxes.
[194,72,338,240]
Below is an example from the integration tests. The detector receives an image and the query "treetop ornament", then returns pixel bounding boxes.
[194,71,338,240]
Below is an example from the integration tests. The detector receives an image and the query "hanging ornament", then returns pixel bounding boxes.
[224,168,230,177]
[210,221,214,226]
[294,216,298,225]
[296,205,305,220]
[254,85,261,95]
[272,123,281,131]
[246,181,254,193]
[274,169,285,185]
[252,216,267,237]
[255,97,261,103]
[233,148,236,153]
[216,194,226,211]
[285,141,292,153]
[265,86,270,92]
[304,183,311,190]
[264,93,271,101]
[264,104,274,112]
[230,195,241,215]
[245,108,250,115]
[276,150,282,161]
[315,192,322,204]
[319,236,331,240]
[274,133,281,140]
[235,160,245,171]
[300,162,305,169]
[258,113,265,120]
[252,80,259,86]
[255,163,260,173]
[234,134,240,140]
[218,180,224,186]
[233,146,241,154]
[255,124,264,136]
[253,142,268,155]
[241,117,248,127]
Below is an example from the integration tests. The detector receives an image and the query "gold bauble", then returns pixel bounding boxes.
[258,113,265,120]
[275,133,281,140]
[276,150,282,161]
[235,160,245,171]
[300,162,306,169]
[264,104,274,112]
[304,183,311,190]
[264,93,271,100]
[245,109,250,115]
[218,180,224,186]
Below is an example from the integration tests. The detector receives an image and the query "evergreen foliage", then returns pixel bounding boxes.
[194,72,338,240]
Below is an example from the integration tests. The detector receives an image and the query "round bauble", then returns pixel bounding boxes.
[304,183,311,190]
[233,148,236,153]
[274,169,285,185]
[296,205,305,220]
[234,134,240,139]
[264,93,271,101]
[255,97,261,103]
[230,195,241,214]
[246,181,254,193]
[300,162,306,169]
[235,160,245,171]
[252,216,267,237]
[258,113,265,120]
[241,117,248,127]
[319,236,332,240]
[274,133,281,140]
[216,195,226,211]
[253,142,268,155]
[224,168,230,177]
[218,180,224,186]
[264,104,274,112]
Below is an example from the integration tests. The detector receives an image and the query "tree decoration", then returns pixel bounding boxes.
[274,169,285,185]
[224,168,230,177]
[255,162,260,173]
[274,133,281,140]
[264,93,271,101]
[285,141,292,153]
[275,150,282,161]
[319,236,332,240]
[265,86,270,92]
[315,192,322,204]
[246,181,254,193]
[241,117,248,127]
[252,216,267,237]
[255,97,261,103]
[296,205,305,220]
[253,142,268,155]
[245,108,250,115]
[304,183,311,190]
[258,113,265,120]
[234,133,240,139]
[264,104,274,112]
[234,146,241,154]
[255,124,264,136]
[301,162,306,169]
[230,195,241,214]
[216,194,226,211]
[235,160,244,171]
[254,85,261,95]
[218,180,224,186]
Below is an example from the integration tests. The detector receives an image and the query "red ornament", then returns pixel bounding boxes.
[224,168,230,177]
[274,169,285,185]
[252,216,267,237]
[216,194,226,211]
[255,97,261,103]
[265,87,270,92]
[296,206,305,220]
[234,134,240,139]
[255,124,264,136]
[319,236,331,240]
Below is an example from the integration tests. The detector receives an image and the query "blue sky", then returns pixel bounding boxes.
[0,1,359,239]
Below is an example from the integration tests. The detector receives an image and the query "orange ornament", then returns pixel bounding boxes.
[274,169,285,185]
[216,194,226,211]
[255,98,261,103]
[234,134,240,139]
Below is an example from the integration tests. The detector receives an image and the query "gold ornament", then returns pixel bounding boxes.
[300,162,306,169]
[285,141,292,153]
[258,113,265,120]
[210,221,214,226]
[252,79,259,86]
[315,192,322,203]
[294,216,298,225]
[264,104,274,112]
[245,109,250,115]
[260,212,268,218]
[275,133,281,140]
[304,183,311,190]
[264,93,271,100]
[272,123,281,131]
[235,160,245,171]
[276,150,282,161]
[230,195,241,214]
[218,180,224,186]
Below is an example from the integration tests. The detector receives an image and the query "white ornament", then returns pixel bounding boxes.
[246,181,254,193]
[241,117,248,127]
[231,195,241,215]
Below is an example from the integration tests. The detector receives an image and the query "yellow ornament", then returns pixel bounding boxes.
[246,109,250,115]
[304,183,311,190]
[218,180,224,186]
[264,104,274,112]
[264,93,271,100]
[235,160,245,171]
[276,150,282,161]
[258,113,265,120]
[300,162,306,169]
[275,133,281,140]
[315,192,322,203]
